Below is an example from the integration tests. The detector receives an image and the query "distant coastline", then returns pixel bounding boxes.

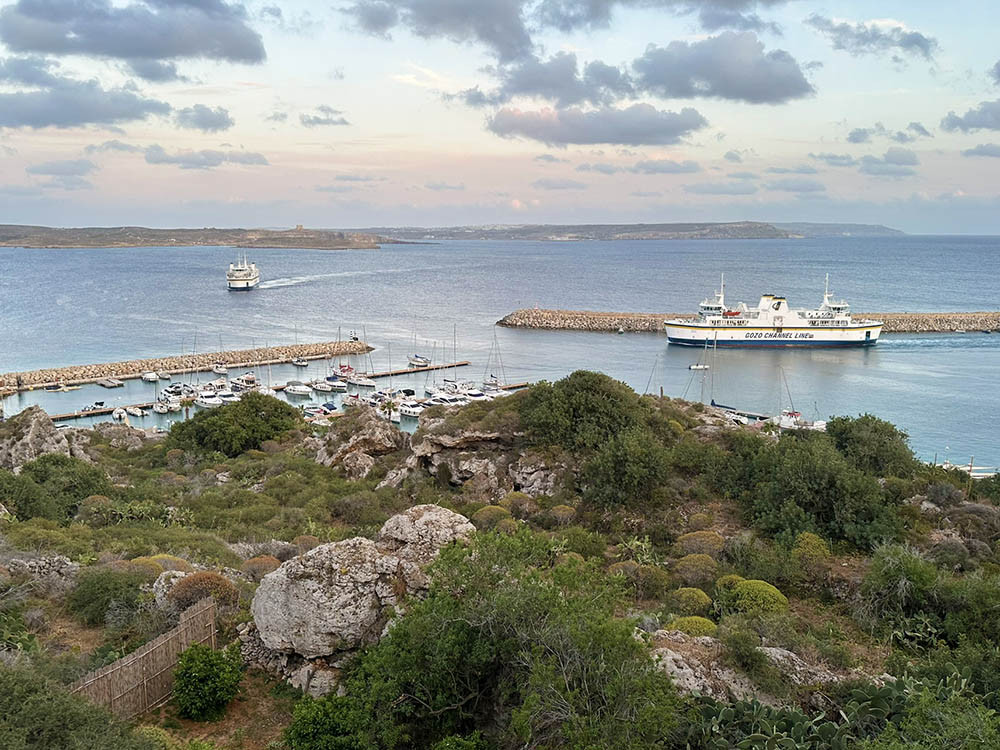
[0,224,387,250]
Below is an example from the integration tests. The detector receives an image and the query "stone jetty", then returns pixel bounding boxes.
[0,340,373,395]
[497,308,1000,334]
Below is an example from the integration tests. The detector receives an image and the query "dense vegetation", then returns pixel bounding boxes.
[2,376,1000,749]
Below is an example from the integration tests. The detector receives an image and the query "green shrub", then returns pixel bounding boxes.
[688,512,713,531]
[825,414,919,478]
[470,505,511,530]
[430,734,488,750]
[168,571,239,611]
[142,554,195,573]
[494,517,520,534]
[607,559,640,581]
[555,526,607,559]
[19,453,112,522]
[168,392,302,457]
[667,587,712,616]
[547,504,575,526]
[791,531,831,584]
[729,579,789,615]
[173,643,243,721]
[582,426,669,508]
[858,544,939,627]
[286,695,361,750]
[675,530,725,558]
[668,616,717,637]
[636,564,672,599]
[0,664,157,749]
[293,534,321,553]
[500,492,539,519]
[67,566,148,626]
[673,553,719,587]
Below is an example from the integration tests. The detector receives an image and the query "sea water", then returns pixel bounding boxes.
[1,236,998,466]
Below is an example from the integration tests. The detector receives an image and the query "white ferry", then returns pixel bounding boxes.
[226,253,260,291]
[665,275,882,347]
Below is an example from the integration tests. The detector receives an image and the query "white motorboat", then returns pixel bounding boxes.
[255,385,278,397]
[311,380,334,392]
[141,371,159,382]
[112,407,126,421]
[152,401,169,414]
[407,354,431,368]
[399,400,425,418]
[324,377,348,392]
[82,401,105,412]
[230,372,258,391]
[347,374,377,388]
[769,409,827,432]
[166,398,182,412]
[284,381,313,397]
[158,372,172,380]
[216,390,240,404]
[291,357,309,368]
[689,364,710,371]
[227,253,260,290]
[212,362,229,375]
[462,389,493,402]
[195,392,223,408]
[125,406,145,418]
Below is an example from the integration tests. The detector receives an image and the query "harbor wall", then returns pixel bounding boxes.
[497,309,1000,334]
[0,341,373,395]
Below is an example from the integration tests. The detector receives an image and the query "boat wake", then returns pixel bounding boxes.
[258,268,418,290]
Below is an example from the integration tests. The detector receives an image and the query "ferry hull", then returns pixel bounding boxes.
[665,323,882,347]
[227,277,260,291]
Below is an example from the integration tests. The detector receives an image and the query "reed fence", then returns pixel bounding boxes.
[70,598,216,719]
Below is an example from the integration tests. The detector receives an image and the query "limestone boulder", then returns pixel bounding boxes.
[315,406,409,479]
[92,422,147,452]
[153,570,189,610]
[0,406,90,471]
[252,537,420,658]
[375,504,475,564]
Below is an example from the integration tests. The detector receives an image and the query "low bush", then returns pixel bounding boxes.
[857,544,939,628]
[241,555,281,581]
[67,566,148,626]
[636,564,672,599]
[167,571,239,611]
[168,392,302,457]
[667,587,711,616]
[668,616,717,637]
[173,643,243,721]
[687,512,713,531]
[673,553,719,587]
[729,579,789,616]
[555,526,607,559]
[674,530,725,558]
[470,505,511,530]
[791,531,831,583]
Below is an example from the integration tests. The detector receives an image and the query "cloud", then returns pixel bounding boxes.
[907,121,931,138]
[534,153,568,163]
[85,139,143,154]
[576,162,621,174]
[335,174,380,182]
[175,104,234,132]
[342,0,532,62]
[265,110,288,122]
[0,184,42,196]
[126,59,182,82]
[765,165,817,174]
[941,100,1000,132]
[41,175,94,190]
[533,0,788,35]
[809,152,857,167]
[26,158,97,177]
[696,6,781,34]
[630,190,662,197]
[991,60,1000,86]
[632,32,813,105]
[805,15,937,60]
[532,178,587,190]
[300,105,350,127]
[723,150,742,162]
[765,177,825,192]
[316,184,357,193]
[488,103,707,146]
[684,181,758,195]
[848,121,931,144]
[728,171,759,179]
[425,181,465,190]
[144,144,268,169]
[961,143,1000,158]
[859,147,919,176]
[458,51,633,108]
[0,0,265,66]
[630,159,700,174]
[0,58,170,128]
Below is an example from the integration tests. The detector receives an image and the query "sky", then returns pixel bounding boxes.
[0,0,999,233]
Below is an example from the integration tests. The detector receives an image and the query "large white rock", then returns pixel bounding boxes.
[251,505,474,660]
[376,504,475,564]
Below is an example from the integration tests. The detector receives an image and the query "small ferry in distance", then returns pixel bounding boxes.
[227,253,260,291]
[665,275,882,347]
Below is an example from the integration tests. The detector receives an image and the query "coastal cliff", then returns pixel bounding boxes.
[497,308,1000,334]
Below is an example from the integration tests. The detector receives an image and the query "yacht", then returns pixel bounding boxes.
[291,357,309,368]
[112,407,127,420]
[399,400,425,418]
[769,409,827,432]
[665,275,883,348]
[212,362,229,375]
[310,380,334,393]
[227,253,260,291]
[231,372,258,391]
[195,392,223,408]
[347,374,377,388]
[462,389,493,402]
[324,376,348,392]
[284,381,313,397]
[216,390,240,404]
[125,406,145,418]
[407,354,431,368]
[82,401,105,412]
[158,372,172,380]
[141,372,159,382]
[152,401,169,414]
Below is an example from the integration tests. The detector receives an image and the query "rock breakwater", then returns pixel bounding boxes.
[497,308,1000,335]
[0,340,372,395]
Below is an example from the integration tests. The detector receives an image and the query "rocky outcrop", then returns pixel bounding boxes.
[92,422,148,452]
[6,555,79,595]
[0,406,91,471]
[153,570,189,610]
[315,407,409,479]
[245,505,473,693]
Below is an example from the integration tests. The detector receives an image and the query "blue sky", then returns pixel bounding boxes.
[1,0,999,232]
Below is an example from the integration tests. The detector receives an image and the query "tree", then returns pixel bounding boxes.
[826,414,918,478]
[167,392,302,457]
[583,427,669,508]
[15,454,111,522]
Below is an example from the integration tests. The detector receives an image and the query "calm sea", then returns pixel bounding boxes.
[1,236,998,467]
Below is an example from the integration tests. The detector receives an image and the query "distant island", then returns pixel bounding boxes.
[0,224,386,250]
[362,221,904,241]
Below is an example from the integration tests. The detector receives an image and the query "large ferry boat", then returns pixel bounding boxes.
[665,275,882,347]
[226,253,260,291]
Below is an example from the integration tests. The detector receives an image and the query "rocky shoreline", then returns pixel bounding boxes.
[497,308,1000,334]
[0,340,373,395]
